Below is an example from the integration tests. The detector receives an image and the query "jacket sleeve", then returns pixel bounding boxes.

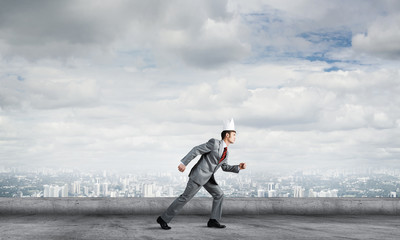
[221,162,240,173]
[180,139,215,166]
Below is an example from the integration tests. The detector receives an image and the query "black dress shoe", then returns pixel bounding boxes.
[207,219,226,228]
[157,216,171,230]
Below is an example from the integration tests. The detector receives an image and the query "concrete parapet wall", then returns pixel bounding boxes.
[0,198,399,215]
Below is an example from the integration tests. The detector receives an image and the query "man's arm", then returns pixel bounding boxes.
[221,163,240,173]
[178,139,216,172]
[221,162,247,173]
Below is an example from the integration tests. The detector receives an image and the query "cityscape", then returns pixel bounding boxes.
[0,166,399,199]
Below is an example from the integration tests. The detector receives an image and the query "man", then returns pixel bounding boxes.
[157,119,247,230]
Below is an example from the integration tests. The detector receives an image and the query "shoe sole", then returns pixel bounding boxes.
[207,224,226,228]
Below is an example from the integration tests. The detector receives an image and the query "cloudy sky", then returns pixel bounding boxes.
[1,0,399,173]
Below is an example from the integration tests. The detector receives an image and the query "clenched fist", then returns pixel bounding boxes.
[239,163,246,170]
[178,163,186,172]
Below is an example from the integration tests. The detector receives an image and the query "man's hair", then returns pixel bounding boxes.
[221,131,235,140]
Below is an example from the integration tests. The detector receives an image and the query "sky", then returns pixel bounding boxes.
[0,0,399,173]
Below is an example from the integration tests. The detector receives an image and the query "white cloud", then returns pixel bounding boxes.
[0,0,249,68]
[1,0,400,172]
[352,15,400,59]
[217,77,250,105]
[174,18,250,68]
[238,87,323,127]
[0,63,100,110]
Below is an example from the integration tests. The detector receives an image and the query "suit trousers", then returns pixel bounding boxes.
[160,178,224,223]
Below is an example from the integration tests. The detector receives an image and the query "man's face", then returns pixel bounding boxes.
[226,132,236,144]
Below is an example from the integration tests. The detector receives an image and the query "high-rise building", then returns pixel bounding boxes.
[268,183,275,191]
[102,183,108,196]
[110,191,117,198]
[94,183,100,196]
[122,178,129,192]
[83,186,89,196]
[73,181,81,195]
[293,186,305,198]
[49,185,59,197]
[61,184,68,197]
[143,184,154,197]
[257,189,265,198]
[268,190,277,197]
[43,185,50,197]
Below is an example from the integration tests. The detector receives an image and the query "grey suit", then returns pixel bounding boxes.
[161,138,240,223]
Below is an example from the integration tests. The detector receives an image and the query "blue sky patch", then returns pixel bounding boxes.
[299,30,352,48]
[324,66,342,72]
[304,52,341,64]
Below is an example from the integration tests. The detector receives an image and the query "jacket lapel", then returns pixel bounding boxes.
[217,140,228,165]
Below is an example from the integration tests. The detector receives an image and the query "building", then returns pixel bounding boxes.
[330,189,339,197]
[318,190,329,198]
[94,183,100,197]
[293,186,305,198]
[143,184,154,197]
[102,183,108,196]
[43,185,50,197]
[268,190,277,197]
[73,181,81,195]
[257,189,266,198]
[61,184,68,197]
[121,178,129,192]
[308,189,317,197]
[110,191,117,198]
[317,189,338,198]
[268,183,275,191]
[83,186,89,196]
[49,185,59,197]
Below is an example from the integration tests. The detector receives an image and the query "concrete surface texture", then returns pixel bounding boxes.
[1,214,400,240]
[1,197,400,215]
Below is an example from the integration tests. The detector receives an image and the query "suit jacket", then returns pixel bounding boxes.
[181,138,240,186]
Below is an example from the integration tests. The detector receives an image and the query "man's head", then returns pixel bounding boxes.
[221,130,236,144]
[222,118,236,145]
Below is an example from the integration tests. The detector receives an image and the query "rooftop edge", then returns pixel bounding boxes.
[1,197,399,215]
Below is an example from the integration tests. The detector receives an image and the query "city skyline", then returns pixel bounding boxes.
[1,1,400,172]
[1,166,399,199]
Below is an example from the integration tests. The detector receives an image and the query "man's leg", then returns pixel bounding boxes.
[160,178,201,223]
[203,181,224,221]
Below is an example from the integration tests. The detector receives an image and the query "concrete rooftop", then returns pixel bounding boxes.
[1,214,400,240]
[1,198,400,239]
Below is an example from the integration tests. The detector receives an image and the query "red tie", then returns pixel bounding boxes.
[219,147,227,164]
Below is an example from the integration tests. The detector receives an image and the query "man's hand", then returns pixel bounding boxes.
[178,163,186,172]
[239,163,246,170]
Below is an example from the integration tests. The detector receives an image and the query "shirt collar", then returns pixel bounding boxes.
[222,140,227,149]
